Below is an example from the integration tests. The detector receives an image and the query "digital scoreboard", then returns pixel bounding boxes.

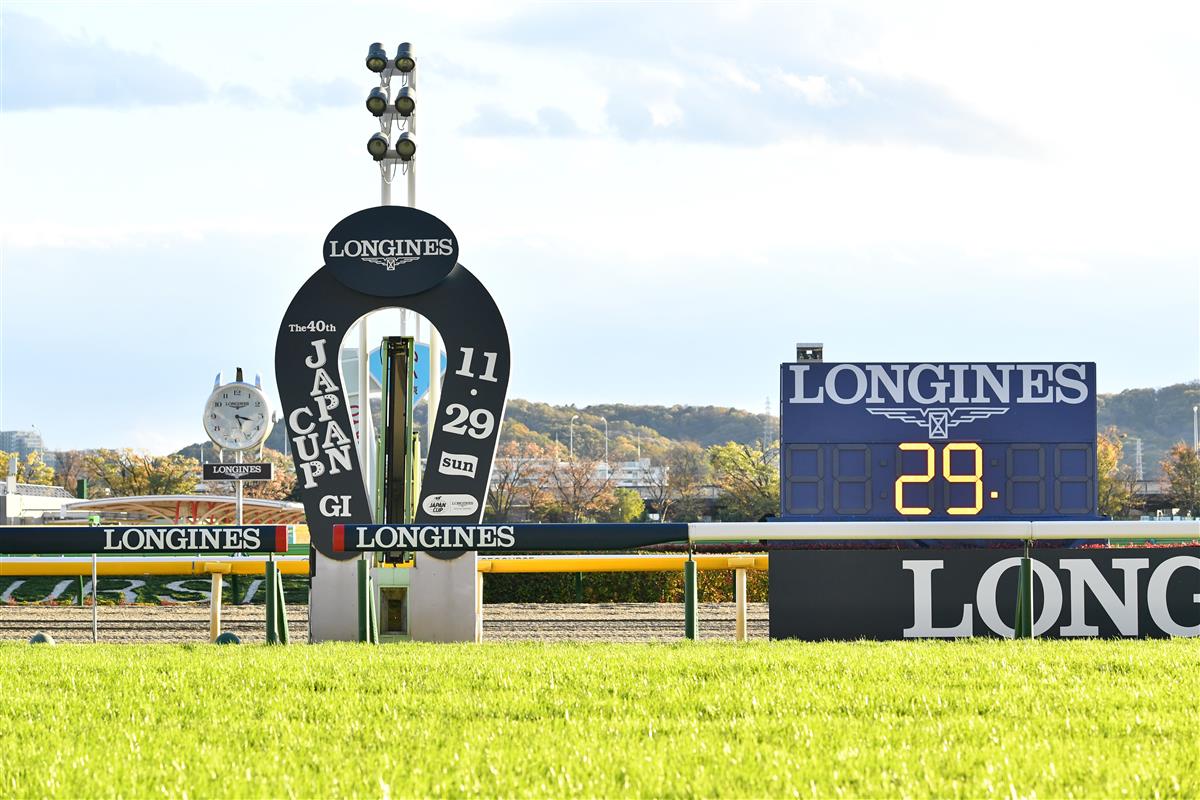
[780,362,1098,521]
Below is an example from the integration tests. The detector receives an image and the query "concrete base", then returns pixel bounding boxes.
[409,552,480,643]
[308,551,361,642]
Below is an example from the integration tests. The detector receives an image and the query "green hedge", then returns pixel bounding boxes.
[481,569,768,604]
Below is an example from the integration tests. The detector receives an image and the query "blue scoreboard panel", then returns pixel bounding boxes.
[780,362,1098,521]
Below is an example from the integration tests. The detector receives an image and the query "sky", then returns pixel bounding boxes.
[1,1,1197,453]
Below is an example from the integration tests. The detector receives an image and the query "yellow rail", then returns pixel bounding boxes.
[0,557,310,577]
[0,554,765,577]
[477,554,768,574]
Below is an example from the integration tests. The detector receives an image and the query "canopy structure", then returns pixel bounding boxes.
[64,495,305,525]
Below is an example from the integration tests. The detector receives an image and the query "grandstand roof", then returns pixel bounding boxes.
[65,495,305,525]
[0,482,74,498]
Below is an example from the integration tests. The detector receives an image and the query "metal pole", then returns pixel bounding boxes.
[235,450,243,527]
[601,417,608,466]
[209,572,222,642]
[734,568,747,642]
[90,553,97,643]
[570,415,579,460]
[683,554,698,641]
[1193,405,1198,450]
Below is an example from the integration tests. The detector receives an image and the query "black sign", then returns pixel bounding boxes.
[324,206,458,297]
[333,523,688,553]
[0,526,289,555]
[770,547,1200,640]
[203,462,273,481]
[277,206,510,560]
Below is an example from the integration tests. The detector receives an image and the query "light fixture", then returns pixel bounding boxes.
[395,131,416,161]
[366,87,389,117]
[394,42,415,73]
[365,42,389,73]
[367,133,390,161]
[394,86,415,116]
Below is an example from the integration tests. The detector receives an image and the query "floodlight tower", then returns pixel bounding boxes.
[365,42,441,462]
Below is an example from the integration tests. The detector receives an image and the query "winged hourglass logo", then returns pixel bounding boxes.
[865,407,1009,440]
[363,255,418,270]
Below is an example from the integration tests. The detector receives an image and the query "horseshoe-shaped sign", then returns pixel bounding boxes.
[275,206,510,560]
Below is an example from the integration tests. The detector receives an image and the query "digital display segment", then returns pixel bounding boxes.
[779,362,1098,521]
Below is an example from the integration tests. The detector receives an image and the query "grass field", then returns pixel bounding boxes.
[1,640,1197,798]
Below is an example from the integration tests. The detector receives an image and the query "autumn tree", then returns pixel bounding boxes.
[0,450,55,485]
[1097,428,1136,518]
[50,449,92,493]
[708,441,779,521]
[1161,442,1200,516]
[546,455,614,522]
[486,441,552,522]
[597,487,645,523]
[641,442,709,522]
[84,449,200,497]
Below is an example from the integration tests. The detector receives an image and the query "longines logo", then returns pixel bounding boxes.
[866,407,1008,439]
[328,238,453,271]
[788,364,1090,406]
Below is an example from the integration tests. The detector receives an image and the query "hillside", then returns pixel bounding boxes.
[175,382,1199,474]
[1096,381,1199,471]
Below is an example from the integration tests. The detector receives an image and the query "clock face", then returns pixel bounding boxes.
[203,383,271,451]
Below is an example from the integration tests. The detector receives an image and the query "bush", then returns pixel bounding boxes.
[481,568,768,603]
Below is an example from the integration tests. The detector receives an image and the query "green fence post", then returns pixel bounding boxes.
[265,560,278,644]
[77,575,85,607]
[275,568,290,645]
[231,574,242,605]
[684,556,699,640]
[1014,539,1034,639]
[574,572,584,603]
[368,573,379,644]
[357,557,368,643]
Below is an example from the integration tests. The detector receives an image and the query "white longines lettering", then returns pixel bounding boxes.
[904,556,1199,638]
[788,363,1090,406]
[353,525,516,550]
[328,238,454,270]
[292,338,354,489]
[789,363,1090,440]
[102,528,263,551]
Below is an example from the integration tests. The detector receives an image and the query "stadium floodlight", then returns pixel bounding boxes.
[365,42,389,73]
[367,133,390,161]
[394,86,416,116]
[394,42,415,73]
[395,131,417,161]
[366,87,389,117]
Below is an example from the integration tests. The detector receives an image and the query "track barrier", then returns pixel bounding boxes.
[1,525,291,643]
[3,520,1196,642]
[338,519,1197,642]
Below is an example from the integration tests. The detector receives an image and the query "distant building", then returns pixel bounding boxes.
[0,430,44,460]
[0,471,76,524]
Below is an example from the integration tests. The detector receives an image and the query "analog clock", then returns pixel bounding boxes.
[203,378,273,451]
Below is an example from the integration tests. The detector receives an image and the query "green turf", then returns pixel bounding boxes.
[0,640,1196,798]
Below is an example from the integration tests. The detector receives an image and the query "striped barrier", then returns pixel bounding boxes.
[0,526,293,643]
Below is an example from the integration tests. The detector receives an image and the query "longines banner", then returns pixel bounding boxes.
[276,206,510,560]
[332,523,689,553]
[0,526,289,554]
[770,547,1200,640]
[203,462,273,481]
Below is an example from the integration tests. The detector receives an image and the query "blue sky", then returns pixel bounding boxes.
[1,2,1197,452]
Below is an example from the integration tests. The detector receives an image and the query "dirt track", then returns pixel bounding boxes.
[0,603,769,643]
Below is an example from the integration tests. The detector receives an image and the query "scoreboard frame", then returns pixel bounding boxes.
[779,362,1099,522]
